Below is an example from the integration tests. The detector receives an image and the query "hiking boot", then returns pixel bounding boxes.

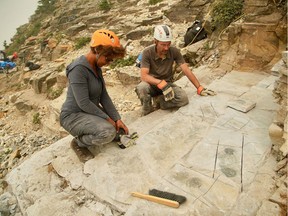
[142,96,153,116]
[152,96,161,109]
[142,107,154,116]
[70,138,94,163]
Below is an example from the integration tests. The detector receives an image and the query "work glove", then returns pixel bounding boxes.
[114,128,126,142]
[197,86,216,96]
[118,132,139,149]
[157,80,175,101]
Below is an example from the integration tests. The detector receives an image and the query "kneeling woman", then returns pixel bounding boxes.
[60,29,129,162]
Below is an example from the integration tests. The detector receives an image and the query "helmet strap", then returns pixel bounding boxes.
[94,48,101,60]
[154,40,160,52]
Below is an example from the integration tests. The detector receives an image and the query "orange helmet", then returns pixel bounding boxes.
[90,29,121,47]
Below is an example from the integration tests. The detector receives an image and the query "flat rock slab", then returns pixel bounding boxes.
[4,70,279,216]
[227,98,256,113]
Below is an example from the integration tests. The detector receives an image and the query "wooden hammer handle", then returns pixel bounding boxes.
[131,192,180,208]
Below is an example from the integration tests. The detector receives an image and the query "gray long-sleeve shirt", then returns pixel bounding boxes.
[60,55,120,121]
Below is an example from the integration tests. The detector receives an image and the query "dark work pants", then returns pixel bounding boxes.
[135,81,189,112]
[60,112,116,147]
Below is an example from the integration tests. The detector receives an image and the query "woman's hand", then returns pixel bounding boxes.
[115,119,129,135]
[107,117,116,127]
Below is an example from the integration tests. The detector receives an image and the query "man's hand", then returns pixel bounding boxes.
[197,86,216,96]
[157,80,175,101]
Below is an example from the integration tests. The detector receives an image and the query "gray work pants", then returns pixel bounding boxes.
[60,112,116,147]
[135,81,189,110]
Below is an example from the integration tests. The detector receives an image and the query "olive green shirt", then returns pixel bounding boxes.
[141,44,185,82]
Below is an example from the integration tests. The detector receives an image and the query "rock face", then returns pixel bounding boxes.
[12,0,287,74]
[0,0,287,215]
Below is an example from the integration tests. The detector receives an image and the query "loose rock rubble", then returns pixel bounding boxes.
[268,50,288,215]
[0,70,140,185]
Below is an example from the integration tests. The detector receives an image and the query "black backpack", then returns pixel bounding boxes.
[184,20,207,47]
[0,50,8,61]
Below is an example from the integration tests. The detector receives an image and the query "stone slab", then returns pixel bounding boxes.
[164,164,240,211]
[256,200,282,216]
[4,69,280,216]
[227,98,256,113]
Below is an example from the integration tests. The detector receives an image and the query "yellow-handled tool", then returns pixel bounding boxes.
[131,192,180,208]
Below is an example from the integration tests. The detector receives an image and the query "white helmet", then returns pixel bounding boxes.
[154,25,173,42]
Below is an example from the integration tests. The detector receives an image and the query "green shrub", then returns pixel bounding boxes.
[35,0,56,16]
[203,41,211,51]
[33,112,41,124]
[98,0,112,11]
[109,56,137,69]
[149,0,163,5]
[47,87,64,100]
[211,0,244,31]
[75,37,91,49]
[30,22,41,36]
